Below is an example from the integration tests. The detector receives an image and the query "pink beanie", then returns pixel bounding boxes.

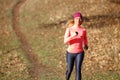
[73,12,83,19]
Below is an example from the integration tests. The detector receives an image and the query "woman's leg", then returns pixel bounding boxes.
[66,52,76,80]
[75,52,84,80]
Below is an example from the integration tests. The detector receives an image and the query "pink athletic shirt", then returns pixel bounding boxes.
[64,26,88,53]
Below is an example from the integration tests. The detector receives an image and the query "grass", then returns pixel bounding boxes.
[83,71,120,80]
[18,22,120,80]
[0,48,32,80]
[1,0,120,80]
[19,7,120,79]
[0,0,32,80]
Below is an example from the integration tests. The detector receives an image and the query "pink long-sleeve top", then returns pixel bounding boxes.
[64,26,88,53]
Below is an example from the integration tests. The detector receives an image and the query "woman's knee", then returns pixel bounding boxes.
[76,67,81,72]
[68,67,73,73]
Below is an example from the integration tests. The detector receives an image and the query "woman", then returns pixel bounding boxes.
[64,12,88,80]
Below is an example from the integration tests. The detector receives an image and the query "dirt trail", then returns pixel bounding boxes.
[12,0,41,80]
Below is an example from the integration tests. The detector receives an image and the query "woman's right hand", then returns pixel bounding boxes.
[71,32,78,37]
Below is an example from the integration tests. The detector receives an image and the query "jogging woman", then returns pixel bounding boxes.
[64,12,88,80]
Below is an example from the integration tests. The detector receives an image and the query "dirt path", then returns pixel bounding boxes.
[12,0,41,80]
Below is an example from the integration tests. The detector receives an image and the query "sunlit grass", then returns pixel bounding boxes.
[83,71,120,80]
[1,0,120,80]
[0,0,32,80]
[20,23,120,80]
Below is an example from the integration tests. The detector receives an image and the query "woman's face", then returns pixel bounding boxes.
[74,17,83,25]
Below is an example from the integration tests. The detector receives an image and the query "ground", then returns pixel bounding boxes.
[0,0,120,80]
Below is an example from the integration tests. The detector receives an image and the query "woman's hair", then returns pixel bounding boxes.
[67,19,74,28]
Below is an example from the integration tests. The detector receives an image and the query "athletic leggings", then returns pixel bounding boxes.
[66,51,84,80]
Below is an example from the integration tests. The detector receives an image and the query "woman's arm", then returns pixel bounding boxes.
[83,30,88,50]
[64,28,76,44]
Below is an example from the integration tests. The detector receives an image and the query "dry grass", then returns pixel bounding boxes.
[0,0,32,80]
[0,0,120,80]
[19,0,120,79]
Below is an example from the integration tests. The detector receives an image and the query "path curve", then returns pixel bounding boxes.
[12,0,41,80]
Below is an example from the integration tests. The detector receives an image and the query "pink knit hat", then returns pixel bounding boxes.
[73,12,83,19]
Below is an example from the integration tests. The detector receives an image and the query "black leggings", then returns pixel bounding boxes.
[66,51,84,80]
